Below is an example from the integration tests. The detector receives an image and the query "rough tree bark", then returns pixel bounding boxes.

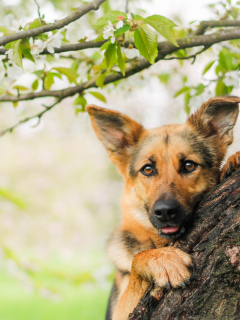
[128,168,240,320]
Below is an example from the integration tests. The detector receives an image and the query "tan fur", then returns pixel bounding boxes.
[86,96,240,320]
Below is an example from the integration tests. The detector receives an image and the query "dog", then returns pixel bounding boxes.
[86,96,240,320]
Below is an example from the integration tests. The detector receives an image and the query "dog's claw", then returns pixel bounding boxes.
[221,151,240,182]
[180,282,186,288]
[165,282,171,289]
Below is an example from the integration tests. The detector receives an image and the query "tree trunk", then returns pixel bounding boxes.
[128,169,240,320]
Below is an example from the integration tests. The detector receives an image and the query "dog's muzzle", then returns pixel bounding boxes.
[153,199,179,222]
[150,198,187,239]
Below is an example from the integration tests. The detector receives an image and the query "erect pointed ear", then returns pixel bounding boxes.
[86,105,144,168]
[187,96,240,147]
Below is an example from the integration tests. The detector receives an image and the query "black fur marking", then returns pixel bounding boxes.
[119,269,130,277]
[170,182,176,190]
[165,134,169,145]
[105,280,118,320]
[144,203,150,213]
[150,239,157,249]
[95,113,125,128]
[180,130,214,168]
[122,231,141,256]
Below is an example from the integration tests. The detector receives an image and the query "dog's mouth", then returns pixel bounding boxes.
[158,225,185,239]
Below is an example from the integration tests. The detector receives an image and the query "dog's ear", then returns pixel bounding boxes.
[86,105,144,170]
[187,96,240,147]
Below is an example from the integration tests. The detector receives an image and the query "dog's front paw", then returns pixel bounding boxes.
[132,247,192,288]
[220,152,240,182]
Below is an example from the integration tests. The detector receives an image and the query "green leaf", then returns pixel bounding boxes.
[219,49,232,71]
[195,83,205,94]
[34,69,44,78]
[134,25,158,64]
[0,188,27,209]
[21,45,35,63]
[28,18,41,29]
[91,52,101,61]
[133,14,144,22]
[0,88,4,95]
[144,15,178,47]
[44,73,55,90]
[0,26,15,36]
[94,11,127,27]
[70,60,79,75]
[100,40,111,52]
[96,73,106,88]
[117,44,125,76]
[114,24,130,36]
[0,26,13,36]
[74,95,87,112]
[94,33,105,42]
[12,85,28,91]
[184,91,191,115]
[32,79,39,91]
[12,40,23,68]
[215,80,228,96]
[38,33,48,41]
[50,72,62,79]
[88,91,106,103]
[202,61,215,75]
[52,67,77,84]
[104,43,117,70]
[158,73,170,84]
[174,86,190,98]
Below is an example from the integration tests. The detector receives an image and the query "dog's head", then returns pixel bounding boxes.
[87,96,240,239]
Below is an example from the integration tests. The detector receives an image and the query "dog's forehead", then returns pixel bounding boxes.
[138,124,191,155]
[131,123,214,169]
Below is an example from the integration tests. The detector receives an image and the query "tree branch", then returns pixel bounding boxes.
[192,19,240,36]
[0,0,106,47]
[1,27,240,103]
[1,27,240,136]
[1,20,240,56]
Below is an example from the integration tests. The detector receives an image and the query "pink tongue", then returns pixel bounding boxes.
[161,226,180,234]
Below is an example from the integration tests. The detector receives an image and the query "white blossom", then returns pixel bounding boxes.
[223,71,240,87]
[125,47,140,59]
[116,20,124,29]
[12,19,23,32]
[45,32,63,54]
[103,21,116,44]
[5,49,14,60]
[29,38,46,56]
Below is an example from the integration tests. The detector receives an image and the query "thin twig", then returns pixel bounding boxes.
[163,46,210,64]
[34,0,41,19]
[0,99,62,136]
[0,0,106,46]
[125,0,129,14]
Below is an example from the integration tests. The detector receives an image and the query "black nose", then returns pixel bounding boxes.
[153,199,179,222]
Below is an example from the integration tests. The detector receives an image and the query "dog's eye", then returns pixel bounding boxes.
[184,161,197,172]
[141,165,153,176]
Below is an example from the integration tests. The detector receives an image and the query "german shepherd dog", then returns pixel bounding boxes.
[86,96,240,320]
